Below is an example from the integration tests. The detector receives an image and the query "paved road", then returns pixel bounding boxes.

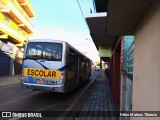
[0,70,100,120]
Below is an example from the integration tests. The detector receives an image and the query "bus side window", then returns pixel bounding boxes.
[69,48,76,70]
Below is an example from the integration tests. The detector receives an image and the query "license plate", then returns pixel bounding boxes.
[36,79,45,84]
[23,68,60,79]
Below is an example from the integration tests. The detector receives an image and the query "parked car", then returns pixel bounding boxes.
[95,66,100,71]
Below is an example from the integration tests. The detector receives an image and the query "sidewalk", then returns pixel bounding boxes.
[0,75,20,87]
[76,71,119,120]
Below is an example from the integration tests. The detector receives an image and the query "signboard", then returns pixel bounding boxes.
[99,45,112,57]
[23,68,60,79]
[0,40,13,53]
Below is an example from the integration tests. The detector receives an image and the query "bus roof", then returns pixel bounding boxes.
[27,39,65,43]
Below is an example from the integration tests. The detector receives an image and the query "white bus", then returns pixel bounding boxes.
[21,39,91,93]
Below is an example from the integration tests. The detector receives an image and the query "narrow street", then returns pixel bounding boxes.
[0,70,98,111]
[0,71,119,120]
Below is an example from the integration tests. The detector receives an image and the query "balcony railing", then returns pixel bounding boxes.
[0,0,34,33]
[0,12,28,43]
[18,0,35,17]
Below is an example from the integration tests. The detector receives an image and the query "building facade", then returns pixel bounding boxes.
[86,0,160,120]
[0,0,34,76]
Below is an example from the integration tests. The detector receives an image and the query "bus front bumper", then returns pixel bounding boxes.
[21,82,65,93]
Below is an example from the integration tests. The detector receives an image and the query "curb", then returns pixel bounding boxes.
[0,75,21,88]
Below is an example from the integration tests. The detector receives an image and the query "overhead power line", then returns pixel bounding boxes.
[76,0,85,19]
[76,0,93,36]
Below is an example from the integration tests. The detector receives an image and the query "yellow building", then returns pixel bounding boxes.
[0,0,34,76]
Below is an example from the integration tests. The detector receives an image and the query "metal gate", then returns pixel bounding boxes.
[0,53,10,75]
[123,40,134,120]
[126,40,134,110]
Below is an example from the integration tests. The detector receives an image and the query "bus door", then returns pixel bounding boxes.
[68,48,77,87]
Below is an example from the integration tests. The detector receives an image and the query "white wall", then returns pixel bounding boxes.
[132,1,160,120]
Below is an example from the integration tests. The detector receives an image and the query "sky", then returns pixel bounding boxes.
[29,0,100,61]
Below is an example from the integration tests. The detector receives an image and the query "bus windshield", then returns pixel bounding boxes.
[25,42,62,61]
